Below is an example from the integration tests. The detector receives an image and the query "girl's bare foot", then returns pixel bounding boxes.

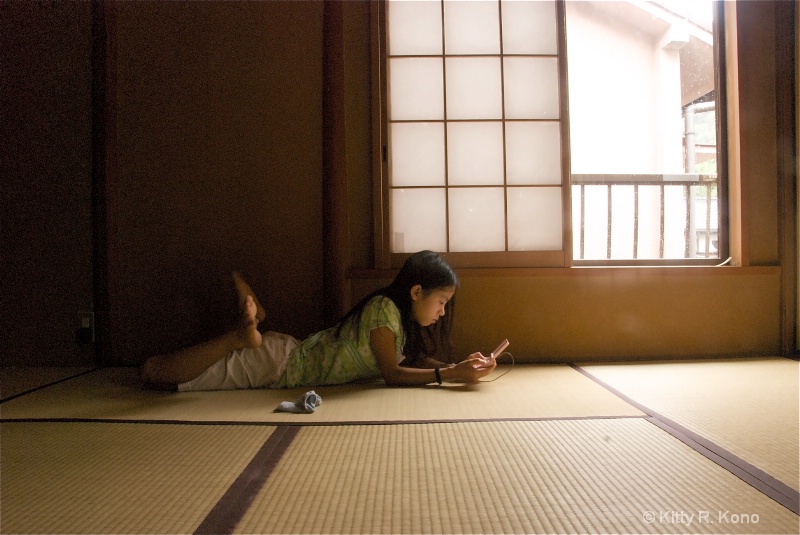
[237,295,263,348]
[232,271,266,322]
[140,289,262,387]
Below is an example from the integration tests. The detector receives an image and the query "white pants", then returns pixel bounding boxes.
[178,331,299,391]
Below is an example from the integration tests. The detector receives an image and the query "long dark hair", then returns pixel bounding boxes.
[338,250,459,362]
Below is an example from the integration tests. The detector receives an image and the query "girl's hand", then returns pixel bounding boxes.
[372,326,496,385]
[443,352,496,383]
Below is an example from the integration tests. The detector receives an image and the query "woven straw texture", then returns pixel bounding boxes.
[579,357,799,490]
[237,419,798,534]
[1,360,797,534]
[1,421,275,534]
[0,365,642,423]
[0,367,93,400]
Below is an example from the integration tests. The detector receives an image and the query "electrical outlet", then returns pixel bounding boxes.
[76,311,94,344]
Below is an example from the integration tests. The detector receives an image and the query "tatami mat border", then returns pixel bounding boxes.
[5,361,798,531]
[571,364,800,516]
[194,425,300,535]
[5,414,798,533]
[0,367,100,404]
[0,416,638,535]
[0,414,646,427]
[646,416,800,515]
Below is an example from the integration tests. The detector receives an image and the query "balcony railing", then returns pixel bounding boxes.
[571,174,719,261]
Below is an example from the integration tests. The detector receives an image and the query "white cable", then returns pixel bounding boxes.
[479,351,514,382]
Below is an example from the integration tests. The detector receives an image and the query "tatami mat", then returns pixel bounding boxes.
[0,365,643,423]
[1,359,798,534]
[0,421,276,535]
[577,358,800,492]
[236,419,799,534]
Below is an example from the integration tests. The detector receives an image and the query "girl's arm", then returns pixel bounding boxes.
[371,326,496,386]
[400,356,451,369]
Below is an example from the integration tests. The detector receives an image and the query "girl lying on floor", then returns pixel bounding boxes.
[140,250,496,391]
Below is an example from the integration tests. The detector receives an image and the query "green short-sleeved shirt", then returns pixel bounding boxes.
[275,296,406,388]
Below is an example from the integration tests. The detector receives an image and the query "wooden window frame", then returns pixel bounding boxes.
[372,0,730,270]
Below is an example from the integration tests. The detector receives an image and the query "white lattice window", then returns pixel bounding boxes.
[380,0,727,267]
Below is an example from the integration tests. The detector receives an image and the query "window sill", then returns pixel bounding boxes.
[349,263,779,279]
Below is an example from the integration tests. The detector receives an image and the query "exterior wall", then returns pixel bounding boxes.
[566,1,678,174]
